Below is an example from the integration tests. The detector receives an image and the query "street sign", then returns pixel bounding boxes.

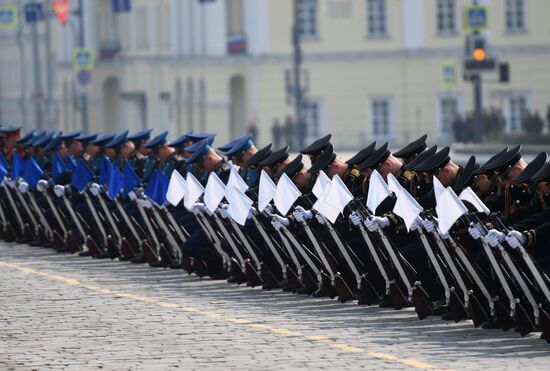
[52,0,70,25]
[441,61,457,88]
[0,5,18,29]
[72,48,95,71]
[464,5,488,31]
[77,70,91,85]
[112,0,131,13]
[24,3,44,23]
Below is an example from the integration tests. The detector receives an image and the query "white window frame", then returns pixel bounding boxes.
[504,93,530,134]
[505,0,526,33]
[367,96,394,140]
[436,0,457,35]
[366,0,388,38]
[436,94,463,138]
[302,98,324,144]
[297,0,318,40]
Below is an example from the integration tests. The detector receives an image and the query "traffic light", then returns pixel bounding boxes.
[464,34,496,71]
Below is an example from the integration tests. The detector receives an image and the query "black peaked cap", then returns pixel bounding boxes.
[346,142,376,166]
[393,134,428,160]
[512,152,548,184]
[275,154,304,179]
[308,143,336,174]
[300,134,332,157]
[452,156,477,193]
[480,145,522,175]
[414,146,451,173]
[531,162,550,183]
[258,146,289,167]
[404,145,438,171]
[474,146,509,175]
[359,143,390,170]
[244,143,272,167]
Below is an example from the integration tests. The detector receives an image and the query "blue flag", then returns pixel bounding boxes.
[98,156,112,185]
[11,151,25,179]
[0,153,8,170]
[23,157,44,188]
[0,161,8,183]
[123,162,141,196]
[144,170,169,206]
[52,152,67,181]
[66,155,77,171]
[107,165,124,199]
[71,160,94,192]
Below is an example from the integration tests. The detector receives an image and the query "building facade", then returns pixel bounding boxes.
[1,0,550,149]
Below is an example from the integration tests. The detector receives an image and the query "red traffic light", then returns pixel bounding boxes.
[52,0,69,25]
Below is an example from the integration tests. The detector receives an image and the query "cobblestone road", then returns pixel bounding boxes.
[1,242,549,370]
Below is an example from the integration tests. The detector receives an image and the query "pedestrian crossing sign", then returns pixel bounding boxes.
[441,61,456,88]
[72,48,95,71]
[0,5,18,29]
[464,5,488,31]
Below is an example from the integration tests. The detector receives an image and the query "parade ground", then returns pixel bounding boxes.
[1,242,549,371]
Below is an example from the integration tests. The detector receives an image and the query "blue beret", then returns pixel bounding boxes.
[168,131,193,148]
[185,138,211,164]
[105,130,129,149]
[91,133,116,147]
[225,134,254,157]
[143,131,168,149]
[128,128,153,143]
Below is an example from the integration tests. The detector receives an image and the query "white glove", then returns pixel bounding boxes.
[5,179,15,189]
[53,184,65,197]
[271,214,289,231]
[218,207,230,219]
[293,206,313,223]
[505,230,526,249]
[422,219,436,234]
[315,212,326,225]
[89,183,101,196]
[484,229,505,248]
[468,223,483,240]
[348,211,362,226]
[138,198,152,209]
[438,229,450,240]
[36,179,48,193]
[128,190,137,201]
[372,216,390,228]
[264,204,274,216]
[247,207,258,219]
[364,218,380,232]
[18,181,29,194]
[409,218,422,232]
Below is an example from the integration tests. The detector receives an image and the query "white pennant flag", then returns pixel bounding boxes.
[184,173,205,211]
[258,170,277,212]
[325,174,354,213]
[387,173,401,195]
[459,186,490,214]
[366,169,391,214]
[166,170,187,206]
[227,186,253,226]
[225,166,248,200]
[392,184,423,232]
[436,187,468,235]
[312,171,331,199]
[313,179,341,224]
[204,172,226,213]
[433,176,446,203]
[274,173,302,216]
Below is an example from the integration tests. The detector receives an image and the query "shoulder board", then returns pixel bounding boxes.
[402,170,414,181]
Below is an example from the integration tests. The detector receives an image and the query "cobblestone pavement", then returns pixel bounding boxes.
[1,243,549,370]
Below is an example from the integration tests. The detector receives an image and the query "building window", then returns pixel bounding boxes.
[437,0,456,34]
[369,97,392,137]
[303,99,322,143]
[439,96,459,135]
[135,6,149,49]
[159,3,171,49]
[505,0,525,32]
[296,0,318,39]
[366,0,387,37]
[507,95,528,133]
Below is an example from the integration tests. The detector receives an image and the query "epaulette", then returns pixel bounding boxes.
[402,170,414,181]
[350,168,360,177]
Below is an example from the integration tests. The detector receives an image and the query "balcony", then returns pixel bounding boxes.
[226,33,247,55]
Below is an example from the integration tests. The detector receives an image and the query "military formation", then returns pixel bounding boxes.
[1,125,549,343]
